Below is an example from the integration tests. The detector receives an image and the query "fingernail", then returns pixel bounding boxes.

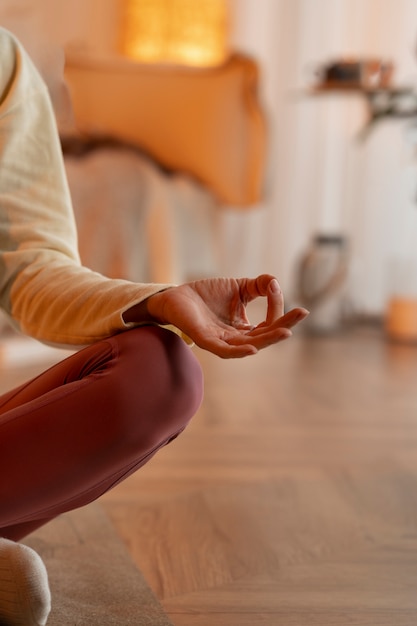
[270,279,280,293]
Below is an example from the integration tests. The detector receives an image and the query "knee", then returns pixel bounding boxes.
[111,326,203,451]
[152,326,204,430]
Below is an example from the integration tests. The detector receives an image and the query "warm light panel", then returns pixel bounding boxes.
[122,0,229,67]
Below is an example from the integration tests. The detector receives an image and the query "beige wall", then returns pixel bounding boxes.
[0,0,121,56]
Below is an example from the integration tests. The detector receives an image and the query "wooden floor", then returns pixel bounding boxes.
[100,323,417,626]
[2,323,417,625]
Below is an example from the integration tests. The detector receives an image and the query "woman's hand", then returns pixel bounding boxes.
[130,275,308,359]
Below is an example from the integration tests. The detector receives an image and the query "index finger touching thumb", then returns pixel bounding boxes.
[266,278,284,325]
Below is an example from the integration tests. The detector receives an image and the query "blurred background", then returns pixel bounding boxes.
[3,0,417,330]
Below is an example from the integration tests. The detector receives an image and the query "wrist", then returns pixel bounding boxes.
[146,289,170,324]
[122,289,172,325]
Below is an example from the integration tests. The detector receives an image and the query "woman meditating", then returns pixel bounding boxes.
[0,27,308,625]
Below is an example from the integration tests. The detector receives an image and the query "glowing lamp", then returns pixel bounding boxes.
[121,0,229,67]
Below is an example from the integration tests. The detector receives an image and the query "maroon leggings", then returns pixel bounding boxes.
[0,326,203,541]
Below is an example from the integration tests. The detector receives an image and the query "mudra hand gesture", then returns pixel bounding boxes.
[127,274,309,358]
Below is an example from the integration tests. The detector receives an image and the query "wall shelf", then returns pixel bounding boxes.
[310,82,417,135]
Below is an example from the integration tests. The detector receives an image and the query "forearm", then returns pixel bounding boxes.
[8,255,172,345]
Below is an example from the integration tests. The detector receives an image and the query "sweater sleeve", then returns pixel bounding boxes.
[0,28,172,346]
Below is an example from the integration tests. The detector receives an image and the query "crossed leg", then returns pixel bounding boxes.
[0,325,203,541]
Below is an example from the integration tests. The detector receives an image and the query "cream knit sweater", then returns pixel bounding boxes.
[0,27,172,347]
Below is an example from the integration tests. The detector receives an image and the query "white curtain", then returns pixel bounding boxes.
[222,0,417,315]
